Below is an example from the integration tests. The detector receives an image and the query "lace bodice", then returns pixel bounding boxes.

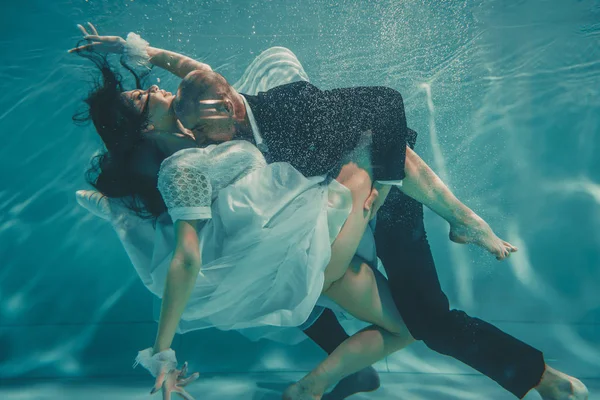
[157,141,267,222]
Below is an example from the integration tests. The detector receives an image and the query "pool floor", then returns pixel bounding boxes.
[1,372,598,399]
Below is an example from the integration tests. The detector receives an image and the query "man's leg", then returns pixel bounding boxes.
[375,188,546,398]
[303,308,350,354]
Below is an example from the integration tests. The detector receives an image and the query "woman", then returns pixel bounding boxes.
[71,23,516,399]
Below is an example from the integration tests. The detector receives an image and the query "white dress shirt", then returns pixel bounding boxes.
[241,95,269,153]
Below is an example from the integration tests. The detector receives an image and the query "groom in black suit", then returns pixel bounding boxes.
[173,70,585,400]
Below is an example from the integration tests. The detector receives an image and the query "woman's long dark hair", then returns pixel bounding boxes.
[73,48,167,219]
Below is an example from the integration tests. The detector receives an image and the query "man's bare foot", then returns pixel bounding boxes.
[322,366,380,400]
[535,365,589,400]
[449,211,517,260]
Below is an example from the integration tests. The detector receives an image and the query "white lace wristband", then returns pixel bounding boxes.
[133,347,177,377]
[124,32,151,68]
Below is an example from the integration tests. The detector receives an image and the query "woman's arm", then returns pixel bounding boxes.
[69,23,212,79]
[147,47,212,79]
[133,218,202,398]
[153,219,202,353]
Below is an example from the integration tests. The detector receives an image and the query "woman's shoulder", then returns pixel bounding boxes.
[215,140,262,154]
[159,140,262,172]
[159,145,215,172]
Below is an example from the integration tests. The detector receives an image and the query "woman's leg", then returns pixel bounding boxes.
[301,309,382,399]
[322,162,376,290]
[325,261,406,335]
[284,261,415,400]
[281,162,407,399]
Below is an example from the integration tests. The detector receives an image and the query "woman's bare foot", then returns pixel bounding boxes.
[535,366,589,400]
[449,211,517,260]
[322,366,380,400]
[283,379,322,400]
[283,368,332,400]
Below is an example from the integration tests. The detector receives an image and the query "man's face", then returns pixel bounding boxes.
[174,88,236,144]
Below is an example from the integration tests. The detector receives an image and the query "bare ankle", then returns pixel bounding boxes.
[309,366,333,394]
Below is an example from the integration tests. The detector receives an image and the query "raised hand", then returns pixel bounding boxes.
[150,362,200,400]
[68,22,126,54]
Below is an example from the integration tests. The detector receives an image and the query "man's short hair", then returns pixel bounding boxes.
[173,70,235,138]
[177,70,231,106]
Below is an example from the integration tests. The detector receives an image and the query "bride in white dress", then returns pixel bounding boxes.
[156,139,358,331]
[71,24,415,400]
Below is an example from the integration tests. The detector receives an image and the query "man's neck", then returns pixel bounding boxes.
[235,119,253,141]
[234,92,253,139]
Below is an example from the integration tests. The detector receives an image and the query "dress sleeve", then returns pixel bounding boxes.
[157,151,213,222]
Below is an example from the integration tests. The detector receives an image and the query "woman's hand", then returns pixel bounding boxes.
[69,22,213,78]
[151,362,199,400]
[368,183,390,220]
[363,186,379,214]
[68,22,126,54]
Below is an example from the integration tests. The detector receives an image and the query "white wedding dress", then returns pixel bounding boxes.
[152,141,352,331]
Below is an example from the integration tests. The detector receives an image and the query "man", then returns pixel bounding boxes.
[174,69,587,400]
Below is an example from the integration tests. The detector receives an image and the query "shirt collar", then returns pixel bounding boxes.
[241,95,268,152]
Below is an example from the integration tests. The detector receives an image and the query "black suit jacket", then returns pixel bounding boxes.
[243,81,416,180]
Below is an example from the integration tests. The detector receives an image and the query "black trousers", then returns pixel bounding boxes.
[304,177,546,400]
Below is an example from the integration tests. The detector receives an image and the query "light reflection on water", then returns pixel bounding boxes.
[0,0,598,394]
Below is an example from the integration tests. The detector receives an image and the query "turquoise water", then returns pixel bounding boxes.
[0,0,599,398]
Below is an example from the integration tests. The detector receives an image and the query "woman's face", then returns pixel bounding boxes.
[122,85,176,131]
